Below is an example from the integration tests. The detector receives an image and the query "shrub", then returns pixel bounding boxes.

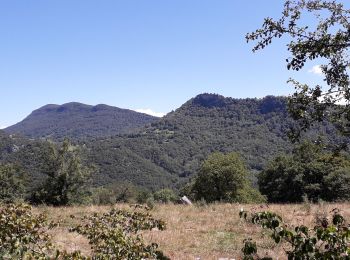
[0,203,56,259]
[153,189,178,203]
[192,152,266,203]
[136,190,153,204]
[70,205,169,259]
[146,196,156,209]
[91,182,144,205]
[113,182,140,203]
[239,208,350,259]
[0,203,168,259]
[90,187,115,205]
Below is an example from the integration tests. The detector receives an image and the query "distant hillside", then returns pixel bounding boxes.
[86,94,288,183]
[0,130,54,188]
[1,94,344,191]
[86,94,342,188]
[5,102,158,140]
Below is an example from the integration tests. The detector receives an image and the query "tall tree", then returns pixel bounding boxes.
[191,152,265,203]
[259,141,350,202]
[0,164,25,203]
[31,139,92,206]
[247,0,350,140]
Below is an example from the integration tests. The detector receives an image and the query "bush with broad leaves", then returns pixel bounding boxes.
[239,208,350,259]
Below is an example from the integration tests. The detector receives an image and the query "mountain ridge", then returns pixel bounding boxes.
[5,102,159,140]
[1,93,343,191]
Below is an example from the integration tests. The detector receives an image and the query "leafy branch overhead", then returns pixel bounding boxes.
[247,0,350,137]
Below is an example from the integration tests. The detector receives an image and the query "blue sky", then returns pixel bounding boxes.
[0,0,326,127]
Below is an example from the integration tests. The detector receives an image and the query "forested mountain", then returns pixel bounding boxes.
[5,102,157,140]
[85,94,341,189]
[1,94,343,191]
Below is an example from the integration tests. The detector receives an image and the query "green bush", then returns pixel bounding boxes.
[0,203,168,259]
[153,189,178,203]
[136,190,153,204]
[70,205,169,259]
[0,203,56,259]
[240,208,350,259]
[91,182,147,205]
[146,196,156,209]
[113,182,141,203]
[0,203,87,259]
[191,152,266,203]
[90,187,115,205]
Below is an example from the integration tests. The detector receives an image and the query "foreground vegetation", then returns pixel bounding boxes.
[0,203,169,259]
[18,203,347,259]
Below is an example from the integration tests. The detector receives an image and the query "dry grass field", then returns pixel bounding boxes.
[35,202,350,260]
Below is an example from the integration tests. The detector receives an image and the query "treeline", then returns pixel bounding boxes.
[187,141,350,204]
[1,135,349,206]
[0,137,180,206]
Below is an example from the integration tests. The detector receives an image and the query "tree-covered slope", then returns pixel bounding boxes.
[5,102,157,140]
[0,130,176,191]
[86,94,337,189]
[87,94,345,188]
[0,130,51,188]
[1,94,342,191]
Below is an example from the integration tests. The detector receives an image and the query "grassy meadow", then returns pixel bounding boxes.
[34,202,350,259]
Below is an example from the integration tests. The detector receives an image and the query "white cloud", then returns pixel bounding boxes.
[308,65,323,75]
[135,108,166,117]
[0,125,7,129]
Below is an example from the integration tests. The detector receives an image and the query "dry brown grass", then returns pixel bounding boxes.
[37,202,350,259]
